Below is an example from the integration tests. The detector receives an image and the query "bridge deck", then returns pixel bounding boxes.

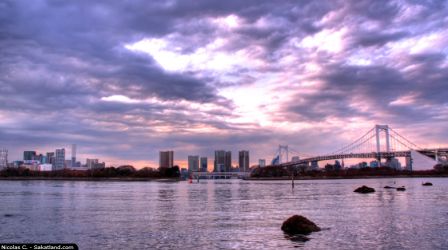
[280,148,448,167]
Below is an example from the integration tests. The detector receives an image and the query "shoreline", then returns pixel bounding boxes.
[1,175,447,181]
[244,175,448,181]
[0,177,181,182]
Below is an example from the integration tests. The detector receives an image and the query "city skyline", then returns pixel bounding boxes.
[1,1,448,168]
[4,145,258,171]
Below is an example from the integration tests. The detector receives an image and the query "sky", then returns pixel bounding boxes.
[1,0,447,169]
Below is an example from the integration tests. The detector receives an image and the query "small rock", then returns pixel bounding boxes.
[384,186,395,189]
[281,215,321,235]
[422,182,433,186]
[396,186,406,191]
[354,185,375,193]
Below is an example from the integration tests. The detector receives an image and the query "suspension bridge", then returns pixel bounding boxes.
[270,124,448,170]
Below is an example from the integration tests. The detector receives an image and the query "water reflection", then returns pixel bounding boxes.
[0,178,447,249]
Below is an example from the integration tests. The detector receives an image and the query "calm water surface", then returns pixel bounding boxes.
[1,178,447,249]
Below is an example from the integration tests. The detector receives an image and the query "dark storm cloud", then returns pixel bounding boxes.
[346,0,401,22]
[352,31,410,47]
[1,0,447,165]
[0,0,224,104]
[285,55,448,124]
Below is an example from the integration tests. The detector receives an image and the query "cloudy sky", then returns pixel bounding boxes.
[1,0,447,168]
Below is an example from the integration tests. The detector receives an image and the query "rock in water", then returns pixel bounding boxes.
[281,215,321,235]
[384,186,395,189]
[354,185,375,193]
[396,186,406,191]
[422,182,433,186]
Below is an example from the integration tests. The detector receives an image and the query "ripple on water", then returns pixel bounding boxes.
[0,178,447,249]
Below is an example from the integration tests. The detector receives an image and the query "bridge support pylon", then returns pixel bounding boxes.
[375,124,391,163]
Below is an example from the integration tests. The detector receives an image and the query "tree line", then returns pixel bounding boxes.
[0,165,180,178]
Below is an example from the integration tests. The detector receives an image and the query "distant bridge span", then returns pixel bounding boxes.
[269,125,448,169]
[279,148,448,167]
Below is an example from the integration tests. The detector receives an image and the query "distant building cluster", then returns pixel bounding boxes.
[159,150,252,174]
[1,144,105,171]
[345,157,408,170]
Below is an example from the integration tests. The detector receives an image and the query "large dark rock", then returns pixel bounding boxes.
[396,186,406,191]
[354,185,375,193]
[422,182,433,186]
[281,215,321,235]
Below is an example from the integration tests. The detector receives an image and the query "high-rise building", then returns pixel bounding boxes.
[86,158,104,169]
[23,151,36,161]
[188,155,199,172]
[159,151,174,168]
[259,159,266,167]
[92,162,106,169]
[387,157,401,170]
[405,156,412,171]
[214,150,231,172]
[35,154,44,163]
[86,158,99,169]
[54,148,65,170]
[0,149,8,169]
[214,150,225,172]
[71,144,77,168]
[200,157,208,172]
[225,151,231,172]
[46,152,55,166]
[40,155,48,164]
[239,150,249,172]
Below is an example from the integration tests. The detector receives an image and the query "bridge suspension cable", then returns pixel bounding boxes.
[331,127,375,154]
[288,147,314,159]
[388,128,422,150]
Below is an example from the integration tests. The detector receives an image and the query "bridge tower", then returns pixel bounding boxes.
[375,124,392,163]
[375,125,390,153]
[279,145,289,164]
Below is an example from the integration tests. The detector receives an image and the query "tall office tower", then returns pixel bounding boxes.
[0,149,8,169]
[71,144,76,168]
[214,150,225,172]
[46,152,55,165]
[214,150,232,172]
[238,150,249,172]
[36,154,44,163]
[188,155,199,172]
[23,151,36,161]
[259,159,266,167]
[40,155,48,164]
[225,151,232,172]
[200,157,208,172]
[54,148,65,170]
[159,151,174,168]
